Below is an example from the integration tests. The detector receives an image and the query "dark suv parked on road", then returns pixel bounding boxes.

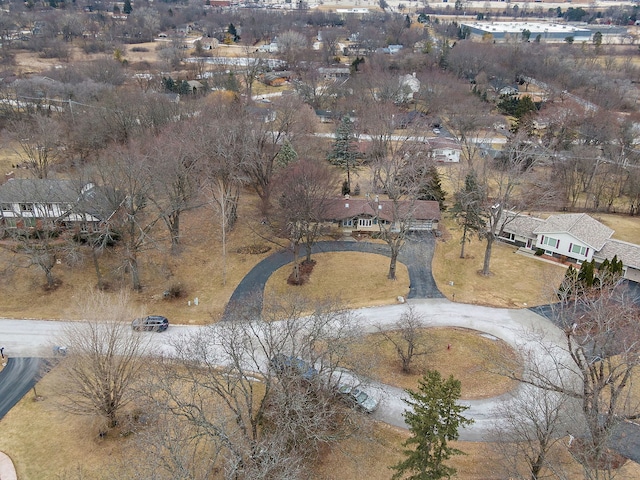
[132,315,169,332]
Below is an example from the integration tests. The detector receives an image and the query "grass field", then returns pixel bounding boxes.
[432,216,567,308]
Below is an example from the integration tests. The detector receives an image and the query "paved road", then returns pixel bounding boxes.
[225,236,442,319]
[0,357,42,420]
[2,300,640,461]
[0,300,567,443]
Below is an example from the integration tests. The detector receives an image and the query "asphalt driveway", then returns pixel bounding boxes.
[224,235,442,319]
[0,357,42,420]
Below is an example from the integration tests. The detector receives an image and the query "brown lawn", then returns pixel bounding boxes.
[264,251,410,311]
[4,368,640,480]
[361,327,520,400]
[432,216,567,308]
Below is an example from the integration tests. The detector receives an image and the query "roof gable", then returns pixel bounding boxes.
[533,213,613,250]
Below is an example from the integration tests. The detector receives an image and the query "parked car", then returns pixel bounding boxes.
[338,382,379,413]
[432,128,441,135]
[270,353,318,381]
[132,315,169,332]
[338,383,379,413]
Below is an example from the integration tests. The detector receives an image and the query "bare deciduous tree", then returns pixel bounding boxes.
[94,142,163,290]
[491,386,572,480]
[10,115,64,179]
[510,279,640,479]
[271,159,338,284]
[148,123,203,252]
[145,295,363,478]
[54,290,148,429]
[243,96,317,215]
[479,134,547,276]
[376,305,431,374]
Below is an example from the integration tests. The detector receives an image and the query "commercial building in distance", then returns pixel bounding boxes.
[460,21,592,43]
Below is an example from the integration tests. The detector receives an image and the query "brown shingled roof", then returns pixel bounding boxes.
[323,198,441,222]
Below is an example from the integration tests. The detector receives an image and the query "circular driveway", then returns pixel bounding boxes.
[224,236,442,319]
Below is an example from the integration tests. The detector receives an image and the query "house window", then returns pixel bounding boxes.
[342,219,354,227]
[542,236,558,247]
[19,203,33,212]
[571,244,586,256]
[358,218,372,228]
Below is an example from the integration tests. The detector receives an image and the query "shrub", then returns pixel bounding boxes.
[236,244,271,254]
[534,248,544,256]
[163,282,185,299]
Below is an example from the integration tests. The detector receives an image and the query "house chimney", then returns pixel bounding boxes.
[345,203,349,208]
[375,194,379,203]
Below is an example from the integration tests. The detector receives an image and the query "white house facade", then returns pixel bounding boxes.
[498,211,640,283]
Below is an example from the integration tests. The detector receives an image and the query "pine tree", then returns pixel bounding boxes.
[450,170,486,259]
[328,116,359,191]
[577,259,596,288]
[418,165,447,211]
[123,0,132,14]
[275,140,298,168]
[228,23,239,42]
[558,264,578,299]
[391,370,473,480]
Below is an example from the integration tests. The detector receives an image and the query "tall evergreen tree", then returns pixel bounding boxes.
[577,259,596,288]
[391,370,473,480]
[450,170,486,259]
[123,0,132,14]
[328,116,359,192]
[417,165,447,211]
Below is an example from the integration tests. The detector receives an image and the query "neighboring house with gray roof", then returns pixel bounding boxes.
[497,211,545,249]
[594,239,640,283]
[533,213,613,263]
[0,178,119,232]
[498,211,640,283]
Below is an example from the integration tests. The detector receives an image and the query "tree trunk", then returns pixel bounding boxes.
[170,213,180,251]
[459,223,469,259]
[44,266,55,288]
[91,247,104,290]
[388,249,398,280]
[482,233,494,276]
[129,255,141,291]
[292,241,300,284]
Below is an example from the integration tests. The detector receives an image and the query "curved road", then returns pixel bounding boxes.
[0,300,565,443]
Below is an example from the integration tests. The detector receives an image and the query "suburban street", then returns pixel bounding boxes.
[0,298,571,442]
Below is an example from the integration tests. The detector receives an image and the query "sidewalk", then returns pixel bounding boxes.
[0,452,17,480]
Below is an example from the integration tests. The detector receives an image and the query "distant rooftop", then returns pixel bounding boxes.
[461,21,591,35]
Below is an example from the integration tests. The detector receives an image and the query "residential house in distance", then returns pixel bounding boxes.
[425,138,462,163]
[498,212,640,283]
[0,178,119,233]
[323,197,441,234]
